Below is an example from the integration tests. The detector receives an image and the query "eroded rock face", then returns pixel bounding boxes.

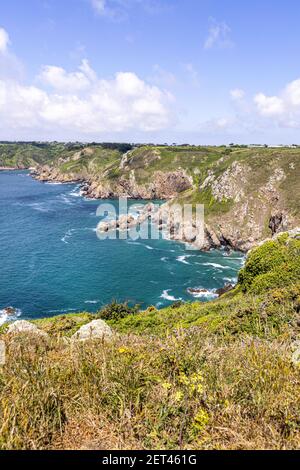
[151,170,193,199]
[210,162,249,203]
[32,166,81,184]
[72,320,113,342]
[269,213,284,235]
[76,170,192,200]
[7,320,49,338]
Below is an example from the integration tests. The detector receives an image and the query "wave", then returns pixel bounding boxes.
[61,228,76,244]
[187,288,218,299]
[61,227,96,244]
[69,185,83,198]
[161,257,169,263]
[160,290,182,302]
[48,307,78,314]
[223,277,238,284]
[0,307,22,326]
[84,300,99,304]
[176,255,193,265]
[58,194,75,205]
[29,202,51,212]
[202,262,231,270]
[127,241,156,251]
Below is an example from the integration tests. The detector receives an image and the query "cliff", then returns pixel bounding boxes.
[1,142,299,251]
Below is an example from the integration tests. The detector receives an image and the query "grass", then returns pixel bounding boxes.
[0,330,299,449]
[0,233,300,449]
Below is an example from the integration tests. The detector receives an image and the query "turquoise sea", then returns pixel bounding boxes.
[0,171,244,324]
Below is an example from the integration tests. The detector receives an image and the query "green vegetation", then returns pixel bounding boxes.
[97,301,139,322]
[0,233,299,450]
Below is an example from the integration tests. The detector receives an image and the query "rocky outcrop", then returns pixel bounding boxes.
[80,169,193,200]
[7,320,49,339]
[209,162,249,203]
[32,166,82,184]
[71,319,113,342]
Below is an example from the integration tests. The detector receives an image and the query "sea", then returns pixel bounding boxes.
[0,170,244,324]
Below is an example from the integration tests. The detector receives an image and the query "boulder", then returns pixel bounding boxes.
[291,340,300,366]
[215,283,234,297]
[3,307,16,316]
[72,319,113,342]
[7,320,49,338]
[97,221,110,233]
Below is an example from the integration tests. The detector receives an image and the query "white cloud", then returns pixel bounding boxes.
[284,78,300,106]
[254,78,300,127]
[89,0,169,21]
[204,18,234,50]
[230,88,245,101]
[91,0,107,15]
[254,93,284,117]
[0,27,10,54]
[0,60,174,136]
[39,60,95,92]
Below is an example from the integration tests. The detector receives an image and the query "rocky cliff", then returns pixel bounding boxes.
[1,143,299,252]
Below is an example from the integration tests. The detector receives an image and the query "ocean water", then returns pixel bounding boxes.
[0,171,244,323]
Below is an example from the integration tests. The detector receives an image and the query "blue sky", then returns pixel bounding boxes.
[1,0,300,144]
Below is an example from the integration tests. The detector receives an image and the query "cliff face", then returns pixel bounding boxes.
[1,143,299,251]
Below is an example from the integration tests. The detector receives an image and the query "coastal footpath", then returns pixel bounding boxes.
[1,142,299,252]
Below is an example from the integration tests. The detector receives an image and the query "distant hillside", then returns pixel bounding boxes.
[1,142,299,251]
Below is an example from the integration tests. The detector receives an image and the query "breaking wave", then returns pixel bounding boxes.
[160,290,182,302]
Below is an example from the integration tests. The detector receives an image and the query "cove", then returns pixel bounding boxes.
[0,171,244,323]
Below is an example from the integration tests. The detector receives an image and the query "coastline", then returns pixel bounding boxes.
[0,167,22,171]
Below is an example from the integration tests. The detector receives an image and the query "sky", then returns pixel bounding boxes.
[1,0,300,144]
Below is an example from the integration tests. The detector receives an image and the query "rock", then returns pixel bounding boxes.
[215,283,234,297]
[269,212,289,236]
[187,288,209,295]
[97,222,110,233]
[291,340,300,366]
[210,162,249,203]
[72,320,113,342]
[3,307,16,316]
[7,320,48,338]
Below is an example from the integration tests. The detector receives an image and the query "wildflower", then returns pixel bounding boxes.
[161,382,172,390]
[174,391,184,402]
[118,347,131,354]
[193,408,210,433]
[179,372,204,394]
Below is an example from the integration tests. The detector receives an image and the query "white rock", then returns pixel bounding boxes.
[72,319,113,342]
[7,320,48,338]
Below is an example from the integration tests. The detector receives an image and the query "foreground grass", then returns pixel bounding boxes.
[1,332,299,450]
[0,233,299,450]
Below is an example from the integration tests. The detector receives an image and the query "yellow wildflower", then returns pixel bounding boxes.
[118,347,131,354]
[174,391,184,402]
[161,382,172,390]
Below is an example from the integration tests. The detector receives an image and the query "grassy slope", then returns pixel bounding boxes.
[1,143,299,218]
[0,233,300,450]
[0,143,69,168]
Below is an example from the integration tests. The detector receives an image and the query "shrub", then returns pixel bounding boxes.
[238,235,300,293]
[97,301,139,322]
